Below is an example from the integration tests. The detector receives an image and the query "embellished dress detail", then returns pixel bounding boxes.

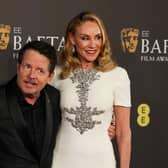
[51,66,131,168]
[64,69,104,134]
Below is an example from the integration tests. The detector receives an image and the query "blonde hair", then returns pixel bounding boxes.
[60,11,117,79]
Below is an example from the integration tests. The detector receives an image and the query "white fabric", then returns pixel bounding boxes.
[51,66,131,168]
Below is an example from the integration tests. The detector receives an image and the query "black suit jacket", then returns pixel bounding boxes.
[0,77,61,168]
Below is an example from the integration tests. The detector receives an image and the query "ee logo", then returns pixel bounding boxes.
[137,103,150,127]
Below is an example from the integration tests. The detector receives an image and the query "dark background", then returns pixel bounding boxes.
[0,0,167,167]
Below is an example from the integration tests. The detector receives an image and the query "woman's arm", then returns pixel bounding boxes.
[114,105,131,168]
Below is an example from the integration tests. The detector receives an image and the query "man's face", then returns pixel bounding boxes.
[17,49,54,99]
[0,27,10,50]
[124,31,138,53]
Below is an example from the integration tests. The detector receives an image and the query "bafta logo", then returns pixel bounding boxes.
[0,24,11,50]
[121,28,139,53]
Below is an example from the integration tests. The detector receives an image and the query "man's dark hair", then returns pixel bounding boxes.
[18,40,57,74]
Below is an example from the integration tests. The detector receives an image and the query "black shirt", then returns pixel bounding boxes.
[16,85,45,160]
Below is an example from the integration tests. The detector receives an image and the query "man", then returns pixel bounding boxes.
[0,40,61,168]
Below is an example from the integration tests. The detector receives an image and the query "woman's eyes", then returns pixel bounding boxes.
[81,35,102,41]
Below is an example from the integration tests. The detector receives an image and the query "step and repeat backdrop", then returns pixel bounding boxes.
[0,0,167,167]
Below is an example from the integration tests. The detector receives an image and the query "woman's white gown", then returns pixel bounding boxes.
[51,66,131,168]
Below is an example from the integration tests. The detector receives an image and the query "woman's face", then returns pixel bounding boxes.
[70,21,103,67]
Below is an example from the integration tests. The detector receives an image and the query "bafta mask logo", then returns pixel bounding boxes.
[0,24,11,50]
[121,28,139,53]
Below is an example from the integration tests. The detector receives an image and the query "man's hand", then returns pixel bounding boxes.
[108,123,116,140]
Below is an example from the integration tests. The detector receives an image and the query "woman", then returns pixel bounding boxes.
[51,11,131,168]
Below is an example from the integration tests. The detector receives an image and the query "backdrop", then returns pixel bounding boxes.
[0,0,167,167]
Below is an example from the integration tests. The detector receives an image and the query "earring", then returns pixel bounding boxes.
[72,45,75,53]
